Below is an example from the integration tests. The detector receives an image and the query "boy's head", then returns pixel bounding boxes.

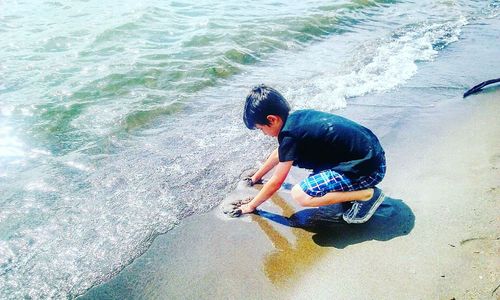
[243,84,290,135]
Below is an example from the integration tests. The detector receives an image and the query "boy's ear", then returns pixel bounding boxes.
[266,115,280,124]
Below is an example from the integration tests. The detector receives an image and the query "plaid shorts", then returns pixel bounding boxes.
[299,161,386,197]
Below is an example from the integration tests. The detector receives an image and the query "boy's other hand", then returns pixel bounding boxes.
[240,168,263,187]
[242,175,263,187]
[242,177,253,186]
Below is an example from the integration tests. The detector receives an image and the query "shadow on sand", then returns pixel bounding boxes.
[248,192,415,285]
[255,197,415,249]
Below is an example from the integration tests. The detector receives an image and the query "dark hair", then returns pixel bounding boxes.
[243,84,291,129]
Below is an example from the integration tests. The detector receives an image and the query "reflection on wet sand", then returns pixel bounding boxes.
[251,191,330,286]
[251,187,415,286]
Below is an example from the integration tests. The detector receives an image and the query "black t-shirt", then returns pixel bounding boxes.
[278,109,385,178]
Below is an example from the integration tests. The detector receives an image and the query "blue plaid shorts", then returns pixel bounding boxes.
[299,161,386,197]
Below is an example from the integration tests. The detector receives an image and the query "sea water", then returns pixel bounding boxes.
[0,0,498,298]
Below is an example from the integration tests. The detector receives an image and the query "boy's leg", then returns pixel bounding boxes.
[290,164,386,223]
[291,181,385,224]
[291,185,373,207]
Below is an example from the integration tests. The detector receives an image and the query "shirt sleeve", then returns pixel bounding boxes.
[278,136,298,162]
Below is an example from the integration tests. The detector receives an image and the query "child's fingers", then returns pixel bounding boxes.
[242,177,264,187]
[228,208,242,218]
[242,177,254,187]
[241,197,252,204]
[229,197,252,207]
[222,202,241,214]
[222,197,253,217]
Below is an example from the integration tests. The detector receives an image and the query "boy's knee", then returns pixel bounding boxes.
[291,184,312,207]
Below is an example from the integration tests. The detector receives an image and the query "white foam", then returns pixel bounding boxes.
[25,180,58,193]
[65,160,92,172]
[287,17,467,110]
[30,148,52,156]
[0,241,15,267]
[1,105,14,116]
[0,126,25,158]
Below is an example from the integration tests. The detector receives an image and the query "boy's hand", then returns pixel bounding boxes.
[242,176,263,187]
[223,197,254,217]
[241,167,263,187]
[225,203,255,218]
[239,203,255,215]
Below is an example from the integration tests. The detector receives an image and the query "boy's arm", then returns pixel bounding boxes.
[240,160,293,214]
[250,148,279,184]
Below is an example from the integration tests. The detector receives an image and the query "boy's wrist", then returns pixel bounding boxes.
[243,198,257,210]
[251,174,263,184]
[243,176,260,187]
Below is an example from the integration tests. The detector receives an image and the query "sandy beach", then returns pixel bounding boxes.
[80,85,499,299]
[79,17,500,297]
[78,15,500,297]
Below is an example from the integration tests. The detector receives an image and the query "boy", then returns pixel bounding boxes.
[238,84,386,224]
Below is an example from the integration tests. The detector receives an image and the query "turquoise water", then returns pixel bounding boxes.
[0,0,498,298]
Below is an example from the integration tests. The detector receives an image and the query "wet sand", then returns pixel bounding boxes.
[80,87,500,299]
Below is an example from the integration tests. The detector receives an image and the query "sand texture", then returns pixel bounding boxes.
[80,88,500,299]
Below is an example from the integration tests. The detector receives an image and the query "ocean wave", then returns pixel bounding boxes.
[287,17,468,110]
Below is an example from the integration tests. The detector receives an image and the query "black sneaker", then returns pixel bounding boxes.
[343,187,385,224]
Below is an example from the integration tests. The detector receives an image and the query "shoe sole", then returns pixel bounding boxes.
[343,190,385,224]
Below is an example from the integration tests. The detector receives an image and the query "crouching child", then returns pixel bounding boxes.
[238,84,386,223]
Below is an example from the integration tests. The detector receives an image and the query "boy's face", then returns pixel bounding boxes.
[255,115,283,137]
[255,124,276,137]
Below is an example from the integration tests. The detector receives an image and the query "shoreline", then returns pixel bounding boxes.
[80,88,499,299]
[79,16,500,299]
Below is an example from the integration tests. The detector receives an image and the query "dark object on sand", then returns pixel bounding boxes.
[493,282,500,296]
[463,78,500,98]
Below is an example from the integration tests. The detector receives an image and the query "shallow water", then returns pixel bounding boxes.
[0,0,498,298]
